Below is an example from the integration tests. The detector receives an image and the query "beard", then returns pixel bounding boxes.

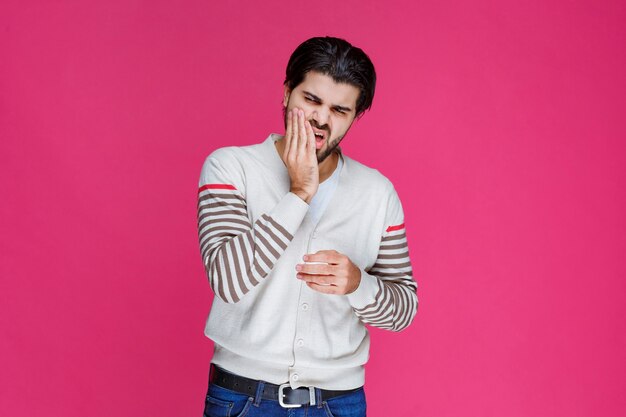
[315,133,345,163]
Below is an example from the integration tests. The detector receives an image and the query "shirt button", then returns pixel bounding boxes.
[292,374,299,382]
[312,232,318,238]
[301,303,309,311]
[297,339,304,347]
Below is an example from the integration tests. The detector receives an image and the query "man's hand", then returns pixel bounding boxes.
[282,108,319,204]
[295,250,361,295]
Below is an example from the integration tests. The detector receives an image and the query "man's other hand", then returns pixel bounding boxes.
[295,250,361,295]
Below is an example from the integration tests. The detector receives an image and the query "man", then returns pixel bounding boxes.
[197,36,418,417]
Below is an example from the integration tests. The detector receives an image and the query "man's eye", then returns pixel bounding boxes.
[335,109,346,115]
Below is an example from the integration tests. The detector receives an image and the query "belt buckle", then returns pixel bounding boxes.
[278,384,316,408]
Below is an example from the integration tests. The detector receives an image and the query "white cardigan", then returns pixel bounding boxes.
[197,133,418,390]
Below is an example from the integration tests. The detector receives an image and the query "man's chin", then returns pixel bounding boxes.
[316,135,344,163]
[316,149,330,164]
[317,150,337,164]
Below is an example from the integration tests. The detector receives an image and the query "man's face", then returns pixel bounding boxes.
[283,71,360,164]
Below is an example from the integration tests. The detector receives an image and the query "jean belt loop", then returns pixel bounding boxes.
[315,387,323,408]
[208,363,215,382]
[253,381,265,407]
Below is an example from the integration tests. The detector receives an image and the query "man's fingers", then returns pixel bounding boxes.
[289,108,302,160]
[297,262,332,275]
[297,272,333,285]
[286,108,317,161]
[284,109,293,156]
[303,250,342,264]
[305,119,316,156]
[288,109,299,160]
[306,282,338,295]
[298,110,307,155]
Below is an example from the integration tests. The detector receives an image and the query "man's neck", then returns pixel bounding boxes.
[274,137,339,183]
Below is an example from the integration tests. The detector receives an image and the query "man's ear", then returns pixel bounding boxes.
[283,85,291,108]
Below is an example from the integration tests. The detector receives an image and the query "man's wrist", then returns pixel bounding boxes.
[291,189,311,204]
[346,263,362,294]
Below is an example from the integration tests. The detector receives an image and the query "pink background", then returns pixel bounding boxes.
[1,1,625,416]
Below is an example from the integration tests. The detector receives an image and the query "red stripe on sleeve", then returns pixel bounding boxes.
[198,183,237,193]
[386,223,405,232]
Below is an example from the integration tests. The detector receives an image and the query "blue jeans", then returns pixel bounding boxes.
[203,382,367,417]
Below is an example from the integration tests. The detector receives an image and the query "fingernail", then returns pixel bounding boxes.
[295,264,302,271]
[303,255,308,261]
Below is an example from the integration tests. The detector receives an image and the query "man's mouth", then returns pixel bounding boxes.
[312,127,327,149]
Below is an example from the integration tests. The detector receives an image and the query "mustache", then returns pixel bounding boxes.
[309,119,330,135]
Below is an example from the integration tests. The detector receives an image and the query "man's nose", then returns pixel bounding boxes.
[311,108,330,127]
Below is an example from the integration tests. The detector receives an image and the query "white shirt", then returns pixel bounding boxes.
[308,153,344,226]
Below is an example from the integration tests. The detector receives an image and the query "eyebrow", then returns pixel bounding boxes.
[303,91,353,113]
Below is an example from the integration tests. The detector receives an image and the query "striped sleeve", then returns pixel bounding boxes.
[197,153,309,303]
[347,185,418,331]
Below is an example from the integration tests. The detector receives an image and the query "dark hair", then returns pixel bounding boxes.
[284,36,376,118]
